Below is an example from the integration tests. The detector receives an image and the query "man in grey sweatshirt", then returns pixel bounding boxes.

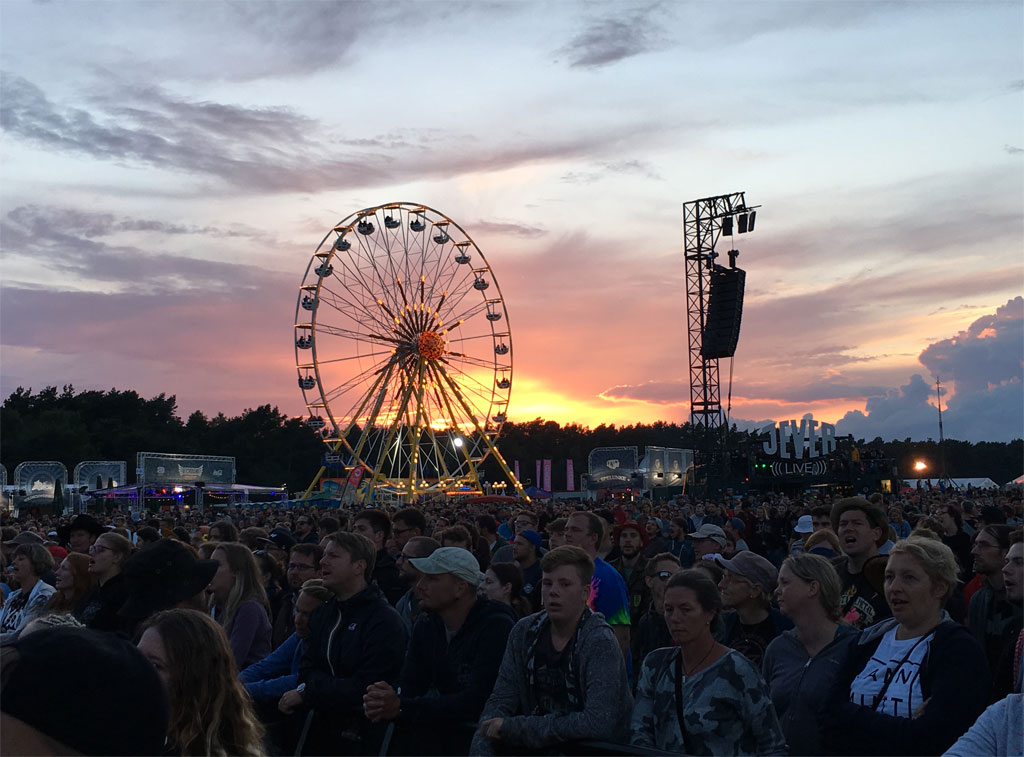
[471,546,632,755]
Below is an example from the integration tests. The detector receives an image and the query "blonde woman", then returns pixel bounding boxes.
[763,553,854,755]
[138,608,264,756]
[824,537,991,755]
[209,542,271,669]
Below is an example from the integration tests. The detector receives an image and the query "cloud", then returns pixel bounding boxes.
[836,298,1024,442]
[0,204,280,294]
[557,5,666,68]
[1005,144,1024,155]
[918,296,1023,395]
[561,158,664,184]
[2,73,669,194]
[471,220,548,240]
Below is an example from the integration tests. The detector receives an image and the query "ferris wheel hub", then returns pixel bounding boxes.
[417,331,445,360]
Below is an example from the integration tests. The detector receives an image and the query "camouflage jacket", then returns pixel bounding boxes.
[630,646,787,756]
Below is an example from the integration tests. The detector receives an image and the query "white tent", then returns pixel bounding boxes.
[1006,474,1024,487]
[903,477,999,490]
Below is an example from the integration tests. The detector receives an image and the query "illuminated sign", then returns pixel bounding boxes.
[760,418,836,460]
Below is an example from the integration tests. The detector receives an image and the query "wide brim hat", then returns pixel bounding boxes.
[830,497,888,547]
[68,514,103,536]
[4,531,44,547]
[118,539,218,621]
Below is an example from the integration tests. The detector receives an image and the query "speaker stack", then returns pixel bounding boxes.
[701,265,745,359]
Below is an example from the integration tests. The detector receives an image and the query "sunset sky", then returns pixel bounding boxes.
[1,1,1021,444]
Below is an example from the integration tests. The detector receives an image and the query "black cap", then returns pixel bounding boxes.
[1,627,168,755]
[119,539,218,621]
[68,514,103,536]
[260,526,296,551]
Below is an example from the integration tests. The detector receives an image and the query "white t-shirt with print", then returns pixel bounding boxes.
[849,626,935,718]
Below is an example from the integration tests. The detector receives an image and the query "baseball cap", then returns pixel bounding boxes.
[409,546,483,586]
[715,551,779,594]
[794,515,813,534]
[260,526,296,551]
[688,524,727,547]
[4,532,44,547]
[519,529,542,549]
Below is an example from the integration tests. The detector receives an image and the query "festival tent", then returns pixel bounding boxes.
[903,477,999,490]
[1006,474,1024,487]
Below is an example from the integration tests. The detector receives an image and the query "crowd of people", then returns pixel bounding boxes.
[0,485,1021,756]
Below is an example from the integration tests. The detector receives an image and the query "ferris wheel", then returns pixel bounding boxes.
[294,202,526,502]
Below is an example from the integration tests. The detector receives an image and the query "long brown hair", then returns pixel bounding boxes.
[140,609,264,756]
[46,553,95,612]
[212,543,269,633]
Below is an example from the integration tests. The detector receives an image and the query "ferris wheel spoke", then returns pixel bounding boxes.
[321,360,395,407]
[442,297,490,325]
[444,352,498,371]
[440,358,499,399]
[315,349,395,367]
[435,272,485,325]
[317,283,392,334]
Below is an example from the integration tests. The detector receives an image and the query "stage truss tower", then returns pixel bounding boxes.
[683,192,758,431]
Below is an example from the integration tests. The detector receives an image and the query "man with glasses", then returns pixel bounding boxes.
[391,508,426,553]
[632,553,682,666]
[714,551,792,668]
[967,524,1021,700]
[492,511,538,564]
[272,543,323,648]
[395,536,440,632]
[294,514,319,545]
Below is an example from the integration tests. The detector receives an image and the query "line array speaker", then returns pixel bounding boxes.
[702,265,745,359]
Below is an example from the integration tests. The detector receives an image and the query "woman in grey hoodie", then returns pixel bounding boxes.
[763,553,856,755]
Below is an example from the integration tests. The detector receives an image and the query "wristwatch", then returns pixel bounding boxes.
[296,682,306,703]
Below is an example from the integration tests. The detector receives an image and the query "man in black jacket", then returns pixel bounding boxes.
[282,532,408,755]
[353,509,406,606]
[363,547,516,755]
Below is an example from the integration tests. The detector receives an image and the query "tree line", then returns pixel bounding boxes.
[2,386,1020,493]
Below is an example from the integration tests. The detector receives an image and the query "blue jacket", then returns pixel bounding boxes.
[239,632,304,701]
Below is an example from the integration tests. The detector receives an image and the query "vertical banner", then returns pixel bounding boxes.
[542,459,552,491]
[535,460,541,487]
[566,460,575,491]
[514,460,520,482]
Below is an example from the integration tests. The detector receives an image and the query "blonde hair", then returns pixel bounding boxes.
[889,536,958,603]
[781,553,842,621]
[212,543,269,634]
[299,578,332,604]
[141,609,264,756]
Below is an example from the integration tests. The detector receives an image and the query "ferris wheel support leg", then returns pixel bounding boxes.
[360,370,418,504]
[344,360,399,497]
[300,438,345,502]
[430,362,529,502]
[426,362,485,493]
